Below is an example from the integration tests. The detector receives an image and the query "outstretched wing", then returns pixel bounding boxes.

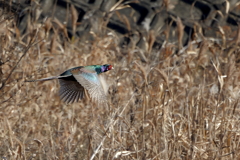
[71,68,107,104]
[58,76,85,104]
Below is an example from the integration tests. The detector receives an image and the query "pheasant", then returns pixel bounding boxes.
[26,64,113,104]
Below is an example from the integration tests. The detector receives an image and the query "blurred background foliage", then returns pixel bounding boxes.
[0,0,240,159]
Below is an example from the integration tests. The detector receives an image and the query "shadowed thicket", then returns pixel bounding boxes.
[0,1,240,159]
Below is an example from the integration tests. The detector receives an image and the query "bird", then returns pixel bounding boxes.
[26,64,113,104]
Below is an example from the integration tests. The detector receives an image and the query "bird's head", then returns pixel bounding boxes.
[102,64,113,72]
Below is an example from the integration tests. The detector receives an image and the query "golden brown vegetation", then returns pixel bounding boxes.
[1,1,240,160]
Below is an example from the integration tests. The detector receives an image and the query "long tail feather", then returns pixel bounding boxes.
[25,74,71,82]
[25,76,60,82]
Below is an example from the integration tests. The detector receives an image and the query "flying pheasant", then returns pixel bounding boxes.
[26,64,113,104]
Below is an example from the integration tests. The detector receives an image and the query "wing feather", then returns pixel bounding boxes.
[58,76,85,103]
[72,69,107,104]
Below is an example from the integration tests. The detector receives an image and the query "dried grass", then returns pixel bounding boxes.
[0,1,240,160]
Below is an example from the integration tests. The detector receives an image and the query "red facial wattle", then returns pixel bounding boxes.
[108,65,113,70]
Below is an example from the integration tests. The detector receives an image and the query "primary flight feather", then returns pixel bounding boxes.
[26,64,113,104]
